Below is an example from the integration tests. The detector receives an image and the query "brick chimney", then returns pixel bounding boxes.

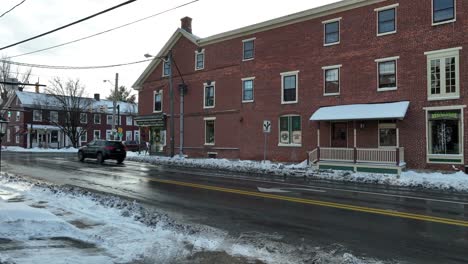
[181,16,192,33]
[94,93,100,101]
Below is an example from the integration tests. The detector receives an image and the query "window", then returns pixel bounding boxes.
[281,71,299,104]
[243,38,255,60]
[94,130,101,140]
[425,47,460,100]
[376,4,398,35]
[33,110,42,121]
[80,131,87,143]
[106,130,112,140]
[15,126,19,144]
[279,116,301,146]
[94,114,101,124]
[204,82,215,108]
[426,108,463,164]
[126,131,132,140]
[51,131,58,143]
[379,122,397,147]
[204,118,215,145]
[107,115,113,125]
[134,130,140,142]
[15,111,20,121]
[50,111,58,123]
[242,77,254,102]
[162,60,171,77]
[323,18,341,45]
[375,57,399,91]
[154,90,162,112]
[433,0,455,25]
[6,128,10,143]
[80,113,87,124]
[323,66,341,95]
[126,116,133,126]
[195,49,205,70]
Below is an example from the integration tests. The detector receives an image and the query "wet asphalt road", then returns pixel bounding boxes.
[2,152,468,264]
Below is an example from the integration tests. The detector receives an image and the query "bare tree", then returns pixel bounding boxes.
[0,56,32,101]
[43,77,93,148]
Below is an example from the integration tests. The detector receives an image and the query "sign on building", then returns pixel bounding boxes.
[263,120,271,133]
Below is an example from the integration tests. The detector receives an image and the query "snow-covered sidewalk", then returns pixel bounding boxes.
[5,147,468,192]
[0,174,381,264]
[3,146,79,153]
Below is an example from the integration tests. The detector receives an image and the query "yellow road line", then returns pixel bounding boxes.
[150,178,468,227]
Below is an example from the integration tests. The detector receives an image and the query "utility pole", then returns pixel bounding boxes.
[179,84,185,157]
[168,50,175,157]
[112,73,118,140]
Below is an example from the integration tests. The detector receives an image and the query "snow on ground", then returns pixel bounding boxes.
[4,146,78,153]
[0,174,386,264]
[5,147,468,192]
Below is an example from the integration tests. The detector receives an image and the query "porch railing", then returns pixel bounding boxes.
[309,147,404,165]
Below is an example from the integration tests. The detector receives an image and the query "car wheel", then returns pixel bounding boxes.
[117,158,124,164]
[78,151,85,162]
[97,153,104,164]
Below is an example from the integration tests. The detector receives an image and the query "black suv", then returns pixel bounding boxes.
[78,140,126,164]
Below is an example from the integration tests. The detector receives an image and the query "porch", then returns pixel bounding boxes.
[308,101,410,175]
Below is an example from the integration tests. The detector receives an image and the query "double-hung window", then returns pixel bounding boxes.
[204,82,215,108]
[375,4,398,36]
[195,49,205,70]
[425,47,461,100]
[379,122,397,147]
[33,110,42,121]
[279,115,301,146]
[126,116,133,126]
[162,60,171,77]
[281,71,299,104]
[107,115,113,125]
[243,38,255,60]
[154,90,162,112]
[50,111,58,123]
[15,111,20,121]
[94,114,101,124]
[322,65,341,95]
[94,130,101,140]
[323,18,341,46]
[433,0,455,25]
[376,57,399,91]
[204,117,215,145]
[242,77,254,103]
[80,113,87,124]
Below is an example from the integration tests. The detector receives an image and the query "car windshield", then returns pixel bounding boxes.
[106,141,124,147]
[125,141,138,145]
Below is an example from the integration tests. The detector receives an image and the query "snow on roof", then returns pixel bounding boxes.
[15,91,138,114]
[310,101,410,121]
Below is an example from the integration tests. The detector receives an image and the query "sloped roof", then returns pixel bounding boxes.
[132,0,386,90]
[16,91,138,114]
[310,101,410,121]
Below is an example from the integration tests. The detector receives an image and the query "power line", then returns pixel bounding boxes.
[7,0,199,59]
[0,0,26,19]
[0,0,137,51]
[0,58,152,70]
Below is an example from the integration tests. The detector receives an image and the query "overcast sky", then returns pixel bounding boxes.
[0,0,339,99]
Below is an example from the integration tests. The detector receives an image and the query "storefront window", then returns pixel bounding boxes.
[279,115,301,145]
[428,110,461,155]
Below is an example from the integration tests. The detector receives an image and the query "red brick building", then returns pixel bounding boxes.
[133,0,466,173]
[4,91,139,148]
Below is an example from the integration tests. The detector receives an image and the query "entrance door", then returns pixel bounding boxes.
[331,122,348,148]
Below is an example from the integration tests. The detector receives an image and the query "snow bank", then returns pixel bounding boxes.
[4,146,78,153]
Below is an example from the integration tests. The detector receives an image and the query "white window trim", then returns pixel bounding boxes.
[153,90,163,113]
[80,130,87,143]
[375,4,398,36]
[241,77,255,103]
[204,117,216,146]
[94,114,101,124]
[15,111,20,122]
[194,49,205,71]
[6,128,10,143]
[106,129,112,140]
[161,59,170,77]
[15,126,19,144]
[126,116,133,126]
[278,115,302,147]
[425,105,465,164]
[322,65,342,96]
[33,110,42,121]
[280,71,299,104]
[432,0,456,26]
[242,37,256,61]
[50,111,58,123]
[80,113,87,124]
[107,115,113,125]
[377,122,399,148]
[322,17,341,46]
[203,82,216,109]
[93,130,101,140]
[375,56,399,91]
[425,47,461,101]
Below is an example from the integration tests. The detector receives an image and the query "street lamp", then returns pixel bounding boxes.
[0,117,9,174]
[104,75,119,140]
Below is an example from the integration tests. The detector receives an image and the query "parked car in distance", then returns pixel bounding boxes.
[78,140,126,164]
[123,140,140,152]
